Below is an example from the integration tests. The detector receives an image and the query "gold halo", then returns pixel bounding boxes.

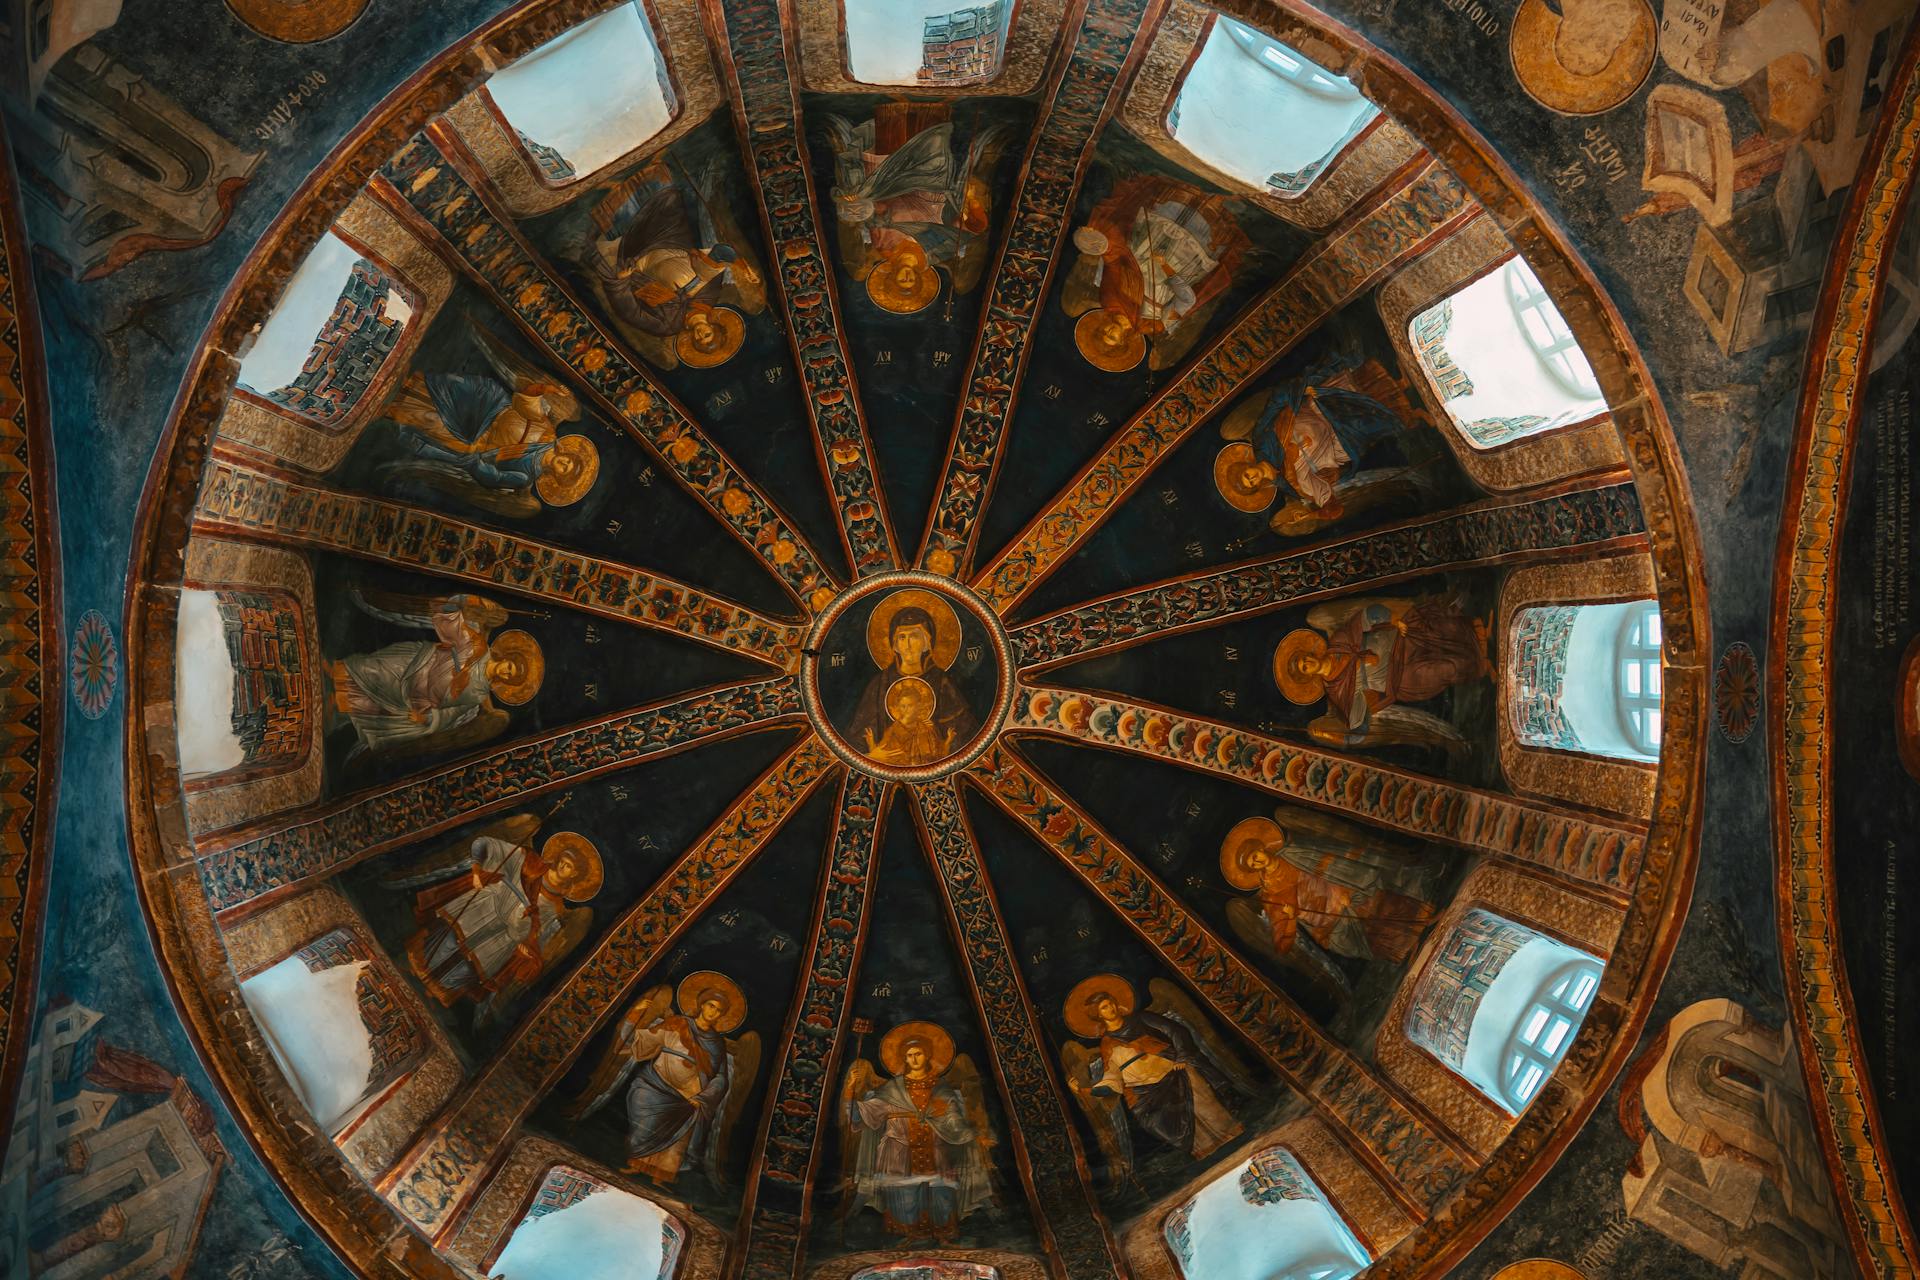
[1490,1264,1588,1280]
[539,831,603,902]
[865,589,962,671]
[675,970,748,1033]
[1273,629,1329,705]
[1063,974,1136,1040]
[880,1020,955,1076]
[675,305,745,368]
[866,241,939,315]
[1220,816,1285,890]
[1509,0,1655,116]
[487,630,545,706]
[535,434,600,506]
[1214,442,1278,513]
[885,675,936,723]
[1074,308,1147,373]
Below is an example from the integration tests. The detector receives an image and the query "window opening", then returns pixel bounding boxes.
[1618,601,1663,753]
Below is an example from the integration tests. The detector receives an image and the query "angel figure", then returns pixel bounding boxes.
[818,102,1012,314]
[838,1021,996,1244]
[1274,595,1491,754]
[565,972,761,1190]
[375,320,600,520]
[1221,807,1443,999]
[1061,976,1250,1179]
[385,813,601,1027]
[1214,350,1428,537]
[1060,174,1249,372]
[325,589,543,759]
[565,158,766,369]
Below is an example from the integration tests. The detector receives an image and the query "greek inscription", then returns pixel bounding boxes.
[1873,391,1912,648]
[251,70,327,141]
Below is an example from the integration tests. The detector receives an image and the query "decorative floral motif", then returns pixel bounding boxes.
[1715,641,1759,744]
[70,609,118,720]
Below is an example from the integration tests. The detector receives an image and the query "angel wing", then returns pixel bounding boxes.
[1146,978,1257,1095]
[564,984,674,1121]
[709,1030,762,1180]
[1270,802,1392,856]
[1216,389,1271,442]
[1303,595,1413,636]
[1311,704,1465,754]
[692,160,767,315]
[1060,1039,1131,1180]
[953,121,1012,209]
[378,813,542,891]
[947,1054,997,1157]
[463,317,552,398]
[1225,896,1354,1009]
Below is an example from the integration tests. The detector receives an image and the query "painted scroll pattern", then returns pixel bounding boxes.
[383,739,838,1230]
[714,0,898,580]
[380,132,836,606]
[967,745,1469,1207]
[1012,688,1646,888]
[912,779,1123,1278]
[198,678,805,912]
[1012,484,1645,668]
[736,771,890,1279]
[975,161,1479,610]
[196,458,804,666]
[919,0,1155,576]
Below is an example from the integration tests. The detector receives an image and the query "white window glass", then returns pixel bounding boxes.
[1617,601,1664,754]
[1500,957,1602,1109]
[1167,17,1378,197]
[486,4,676,181]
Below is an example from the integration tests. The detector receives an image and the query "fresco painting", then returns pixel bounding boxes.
[5,0,1910,1277]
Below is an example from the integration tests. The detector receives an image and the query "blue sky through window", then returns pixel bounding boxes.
[487,3,674,178]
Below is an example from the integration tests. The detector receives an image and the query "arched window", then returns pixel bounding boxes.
[1618,601,1663,752]
[1408,255,1608,449]
[1405,910,1605,1116]
[1500,958,1601,1110]
[1163,1147,1371,1280]
[843,1,1011,86]
[1508,600,1661,762]
[484,4,677,183]
[486,1166,684,1280]
[1167,17,1378,198]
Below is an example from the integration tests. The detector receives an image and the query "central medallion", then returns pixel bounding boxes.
[802,571,1014,781]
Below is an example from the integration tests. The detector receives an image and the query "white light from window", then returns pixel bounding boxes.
[1618,601,1664,754]
[1500,957,1602,1110]
[486,4,675,180]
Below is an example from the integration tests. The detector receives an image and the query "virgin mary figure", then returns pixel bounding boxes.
[844,590,978,764]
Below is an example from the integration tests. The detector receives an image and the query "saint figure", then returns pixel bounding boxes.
[325,590,542,759]
[566,973,761,1189]
[1274,595,1491,752]
[845,590,978,765]
[838,1021,996,1242]
[1061,976,1248,1175]
[382,814,600,1027]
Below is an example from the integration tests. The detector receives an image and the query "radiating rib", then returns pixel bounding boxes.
[706,0,900,581]
[732,771,891,1279]
[917,0,1165,579]
[196,454,806,668]
[968,744,1472,1211]
[197,677,804,917]
[974,158,1481,613]
[1012,686,1647,890]
[910,779,1127,1279]
[374,127,838,610]
[1012,482,1645,671]
[377,738,838,1235]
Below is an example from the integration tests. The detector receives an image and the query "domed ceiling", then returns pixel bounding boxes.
[97,0,1716,1276]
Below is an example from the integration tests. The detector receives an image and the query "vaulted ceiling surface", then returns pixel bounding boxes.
[122,2,1707,1278]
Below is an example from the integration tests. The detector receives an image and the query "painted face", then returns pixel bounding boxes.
[547,451,579,482]
[689,317,717,348]
[1097,313,1133,347]
[699,997,726,1026]
[1092,996,1121,1023]
[1246,848,1272,872]
[549,849,579,883]
[1237,463,1268,492]
[489,655,525,686]
[892,262,920,293]
[894,684,933,725]
[891,623,932,672]
[904,1045,929,1075]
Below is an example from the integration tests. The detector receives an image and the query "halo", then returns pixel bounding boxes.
[1071,225,1110,256]
[879,1020,955,1076]
[535,434,600,506]
[1508,0,1655,117]
[1220,816,1285,890]
[1074,308,1147,373]
[539,831,603,901]
[885,675,936,723]
[675,305,745,368]
[1273,629,1329,706]
[866,241,939,315]
[486,630,545,706]
[1214,442,1278,513]
[675,970,748,1033]
[865,589,962,671]
[1063,974,1136,1040]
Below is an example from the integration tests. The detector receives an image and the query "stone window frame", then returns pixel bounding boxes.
[795,0,1067,97]
[1379,215,1626,491]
